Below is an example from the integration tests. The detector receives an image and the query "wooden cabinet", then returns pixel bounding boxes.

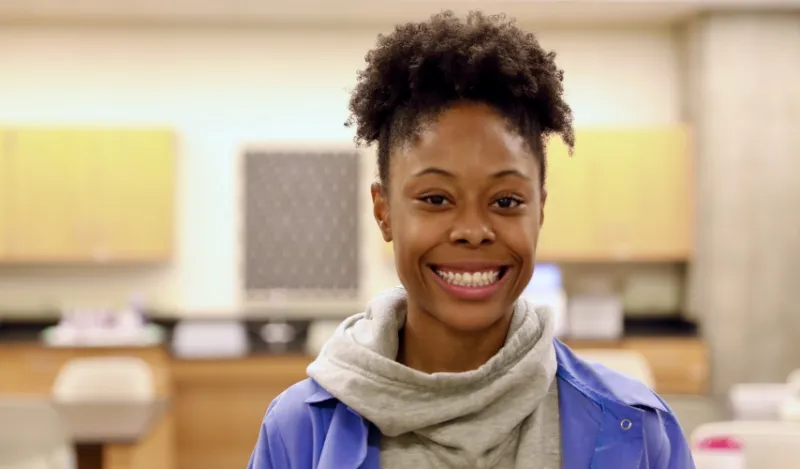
[538,126,692,262]
[87,130,175,262]
[172,356,313,469]
[0,130,10,259]
[4,130,86,262]
[0,128,175,264]
[537,133,595,260]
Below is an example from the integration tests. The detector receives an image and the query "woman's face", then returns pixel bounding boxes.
[372,103,546,332]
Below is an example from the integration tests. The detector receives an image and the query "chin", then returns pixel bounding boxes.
[431,300,512,333]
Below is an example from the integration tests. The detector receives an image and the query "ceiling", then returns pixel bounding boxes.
[0,0,797,26]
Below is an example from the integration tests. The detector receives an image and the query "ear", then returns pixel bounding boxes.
[371,182,392,242]
[539,186,547,228]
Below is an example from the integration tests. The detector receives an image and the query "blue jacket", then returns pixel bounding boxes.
[248,340,695,468]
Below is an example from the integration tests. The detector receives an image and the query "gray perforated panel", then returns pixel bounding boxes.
[242,150,360,298]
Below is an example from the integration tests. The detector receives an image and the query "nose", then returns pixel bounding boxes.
[449,206,496,247]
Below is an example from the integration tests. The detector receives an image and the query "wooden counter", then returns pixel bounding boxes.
[1,337,707,469]
[565,337,709,395]
[172,355,312,469]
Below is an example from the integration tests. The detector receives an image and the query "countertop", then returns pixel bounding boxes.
[0,314,699,353]
[0,317,312,355]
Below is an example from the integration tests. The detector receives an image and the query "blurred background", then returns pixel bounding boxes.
[1,0,799,468]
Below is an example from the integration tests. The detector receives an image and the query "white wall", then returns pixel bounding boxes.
[0,23,683,316]
[683,13,800,393]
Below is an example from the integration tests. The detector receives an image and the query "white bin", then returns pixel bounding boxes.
[729,383,790,420]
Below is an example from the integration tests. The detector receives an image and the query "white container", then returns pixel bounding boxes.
[568,294,624,340]
[692,436,745,469]
[730,383,790,420]
[172,320,249,359]
[522,264,568,338]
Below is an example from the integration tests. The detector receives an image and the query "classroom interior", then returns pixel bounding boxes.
[1,1,799,468]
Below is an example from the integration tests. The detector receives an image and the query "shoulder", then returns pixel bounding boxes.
[264,378,336,440]
[554,339,667,410]
[553,340,694,467]
[249,379,331,469]
[265,378,326,423]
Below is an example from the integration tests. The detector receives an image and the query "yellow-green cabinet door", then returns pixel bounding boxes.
[0,130,10,260]
[89,129,175,262]
[588,127,692,261]
[626,126,692,260]
[4,129,89,262]
[537,136,596,262]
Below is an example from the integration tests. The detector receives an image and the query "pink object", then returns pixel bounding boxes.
[693,436,746,469]
[696,436,744,450]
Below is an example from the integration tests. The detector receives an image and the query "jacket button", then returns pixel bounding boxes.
[620,419,633,431]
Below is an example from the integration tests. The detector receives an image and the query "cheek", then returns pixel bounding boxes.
[388,205,440,269]
[505,222,540,288]
[391,228,439,292]
[393,216,443,261]
[498,217,540,252]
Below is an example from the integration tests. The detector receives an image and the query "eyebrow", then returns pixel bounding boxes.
[412,167,531,181]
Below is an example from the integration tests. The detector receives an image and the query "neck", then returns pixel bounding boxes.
[397,302,513,374]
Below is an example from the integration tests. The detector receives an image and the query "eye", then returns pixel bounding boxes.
[493,196,524,209]
[421,195,450,206]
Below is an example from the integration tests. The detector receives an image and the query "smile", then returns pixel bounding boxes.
[428,264,510,301]
[433,267,507,288]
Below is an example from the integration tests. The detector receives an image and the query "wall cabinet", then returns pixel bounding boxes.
[0,131,9,260]
[537,125,692,262]
[0,128,175,264]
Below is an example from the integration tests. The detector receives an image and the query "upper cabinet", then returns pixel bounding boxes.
[0,131,9,260]
[0,128,176,264]
[538,125,692,262]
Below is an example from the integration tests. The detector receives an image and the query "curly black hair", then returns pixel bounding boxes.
[345,10,574,187]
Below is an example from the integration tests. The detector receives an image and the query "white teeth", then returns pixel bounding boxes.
[435,269,502,287]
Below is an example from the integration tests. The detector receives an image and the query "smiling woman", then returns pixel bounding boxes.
[247,10,694,469]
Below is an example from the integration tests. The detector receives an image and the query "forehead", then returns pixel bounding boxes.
[391,103,539,179]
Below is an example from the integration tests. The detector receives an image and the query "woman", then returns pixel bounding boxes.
[248,10,694,469]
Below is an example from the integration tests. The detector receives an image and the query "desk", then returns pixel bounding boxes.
[0,344,175,469]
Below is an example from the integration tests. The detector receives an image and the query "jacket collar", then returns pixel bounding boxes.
[305,386,335,405]
[552,339,667,412]
[554,340,665,469]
